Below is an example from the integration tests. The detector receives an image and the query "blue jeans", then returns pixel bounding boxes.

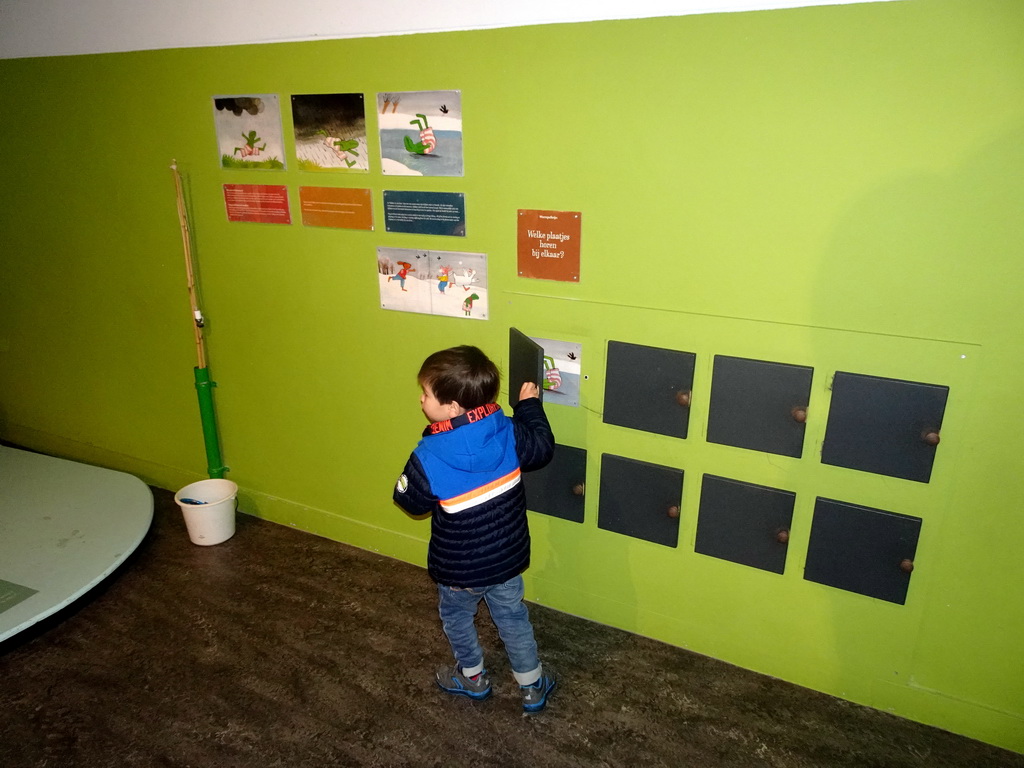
[437,575,541,686]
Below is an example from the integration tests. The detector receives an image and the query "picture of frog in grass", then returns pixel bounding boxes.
[214,94,286,169]
[234,130,266,158]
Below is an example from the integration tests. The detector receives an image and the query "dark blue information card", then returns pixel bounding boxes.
[383,190,466,237]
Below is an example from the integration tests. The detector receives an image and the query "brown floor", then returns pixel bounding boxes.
[1,487,1021,768]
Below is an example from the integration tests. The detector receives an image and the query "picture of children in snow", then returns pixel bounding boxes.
[214,95,286,170]
[529,336,582,408]
[291,93,369,172]
[378,247,486,320]
[390,260,415,290]
[377,90,462,176]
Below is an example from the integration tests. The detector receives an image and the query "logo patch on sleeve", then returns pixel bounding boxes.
[396,474,409,493]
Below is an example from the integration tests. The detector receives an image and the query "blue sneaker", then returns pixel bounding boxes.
[435,666,492,700]
[521,672,557,712]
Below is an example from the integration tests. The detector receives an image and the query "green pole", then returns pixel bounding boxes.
[193,366,226,479]
[174,161,227,480]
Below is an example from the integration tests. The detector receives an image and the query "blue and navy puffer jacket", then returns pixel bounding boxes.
[393,397,554,587]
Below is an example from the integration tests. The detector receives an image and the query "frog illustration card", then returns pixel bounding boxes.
[529,336,582,408]
[377,90,462,177]
[291,93,369,172]
[213,94,286,170]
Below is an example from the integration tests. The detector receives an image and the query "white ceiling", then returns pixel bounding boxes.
[0,0,901,59]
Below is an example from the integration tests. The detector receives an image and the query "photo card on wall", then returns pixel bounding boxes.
[378,247,487,320]
[291,93,369,172]
[528,336,582,408]
[213,95,286,170]
[377,90,462,176]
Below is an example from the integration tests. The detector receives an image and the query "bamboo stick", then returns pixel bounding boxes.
[170,160,206,370]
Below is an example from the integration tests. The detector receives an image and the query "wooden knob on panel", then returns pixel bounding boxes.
[791,407,808,424]
[922,431,941,447]
[675,390,692,408]
[667,505,680,519]
[900,558,915,574]
[572,483,586,497]
[776,529,790,544]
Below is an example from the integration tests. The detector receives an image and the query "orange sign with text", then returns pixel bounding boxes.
[299,186,373,230]
[517,209,581,282]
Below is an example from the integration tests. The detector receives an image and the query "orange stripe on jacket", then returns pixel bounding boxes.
[440,468,522,514]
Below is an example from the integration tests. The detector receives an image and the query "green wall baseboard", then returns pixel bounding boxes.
[527,571,1024,755]
[237,486,430,568]
[873,680,1024,755]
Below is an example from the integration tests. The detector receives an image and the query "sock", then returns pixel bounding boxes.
[515,664,543,687]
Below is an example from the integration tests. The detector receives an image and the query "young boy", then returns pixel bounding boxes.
[392,345,557,712]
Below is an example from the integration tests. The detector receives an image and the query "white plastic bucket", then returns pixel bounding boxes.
[174,479,238,546]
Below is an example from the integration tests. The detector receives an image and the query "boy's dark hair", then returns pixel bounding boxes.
[418,345,500,410]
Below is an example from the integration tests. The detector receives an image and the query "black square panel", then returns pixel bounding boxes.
[694,474,795,574]
[821,372,949,483]
[508,327,545,407]
[598,453,683,547]
[706,355,813,458]
[603,341,696,439]
[804,497,921,605]
[523,444,587,523]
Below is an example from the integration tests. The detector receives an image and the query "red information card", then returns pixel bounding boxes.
[223,184,291,224]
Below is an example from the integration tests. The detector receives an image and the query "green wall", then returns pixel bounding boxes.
[2,0,1022,752]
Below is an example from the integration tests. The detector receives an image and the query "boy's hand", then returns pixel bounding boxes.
[519,382,540,401]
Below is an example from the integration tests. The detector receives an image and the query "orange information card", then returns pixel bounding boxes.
[517,209,581,282]
[300,186,373,230]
